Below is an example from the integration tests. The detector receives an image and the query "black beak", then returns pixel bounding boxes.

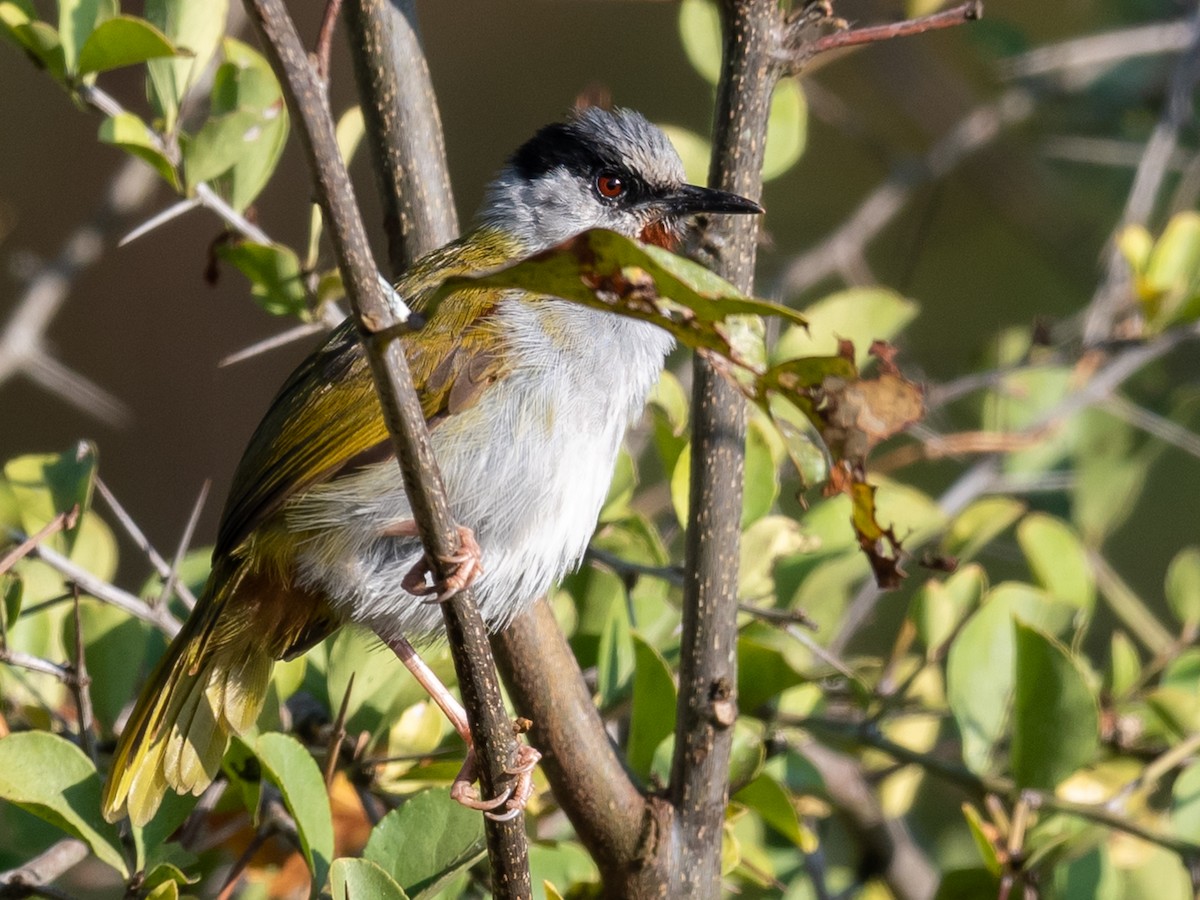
[663,183,764,217]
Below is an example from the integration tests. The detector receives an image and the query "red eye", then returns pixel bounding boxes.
[596,173,625,199]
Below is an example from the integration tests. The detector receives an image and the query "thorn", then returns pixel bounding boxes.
[119,198,202,247]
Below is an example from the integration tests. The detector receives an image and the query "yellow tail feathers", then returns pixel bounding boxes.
[101,567,274,827]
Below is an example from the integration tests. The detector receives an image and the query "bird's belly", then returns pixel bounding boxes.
[287,368,634,641]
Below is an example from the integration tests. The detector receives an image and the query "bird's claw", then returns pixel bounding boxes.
[400,524,483,602]
[451,743,542,822]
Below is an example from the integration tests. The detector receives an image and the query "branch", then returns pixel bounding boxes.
[0,839,89,898]
[668,1,776,895]
[343,0,459,274]
[796,740,937,900]
[0,506,79,576]
[1083,8,1200,345]
[781,2,982,74]
[240,1,529,894]
[493,601,662,887]
[777,88,1033,297]
[830,324,1200,654]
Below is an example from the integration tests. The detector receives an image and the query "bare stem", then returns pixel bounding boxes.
[0,506,79,577]
[240,0,529,893]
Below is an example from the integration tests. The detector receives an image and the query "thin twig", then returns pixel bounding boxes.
[831,324,1200,654]
[0,648,74,682]
[157,481,210,611]
[778,89,1034,297]
[218,320,326,367]
[27,540,181,637]
[316,0,344,82]
[999,18,1194,82]
[782,1,982,73]
[1083,9,1200,345]
[324,673,354,789]
[0,839,89,897]
[1103,393,1200,461]
[68,589,98,766]
[0,506,79,577]
[94,477,198,609]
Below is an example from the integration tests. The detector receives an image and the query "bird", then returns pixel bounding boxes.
[101,106,762,827]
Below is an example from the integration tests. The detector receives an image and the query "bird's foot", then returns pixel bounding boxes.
[450,741,542,822]
[390,523,484,602]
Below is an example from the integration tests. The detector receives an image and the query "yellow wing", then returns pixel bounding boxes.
[215,230,519,558]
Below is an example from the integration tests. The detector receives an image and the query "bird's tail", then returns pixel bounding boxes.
[101,561,276,827]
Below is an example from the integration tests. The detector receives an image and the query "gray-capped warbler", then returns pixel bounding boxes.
[101,107,762,826]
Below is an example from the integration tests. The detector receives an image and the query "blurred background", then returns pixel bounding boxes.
[1,0,1197,605]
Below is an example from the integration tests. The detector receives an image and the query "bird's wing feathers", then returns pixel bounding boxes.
[216,232,519,557]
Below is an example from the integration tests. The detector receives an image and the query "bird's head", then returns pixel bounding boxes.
[478,107,762,252]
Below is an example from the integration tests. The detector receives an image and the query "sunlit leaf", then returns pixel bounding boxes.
[363,788,486,897]
[678,0,721,85]
[4,442,96,554]
[330,857,411,900]
[1010,621,1099,790]
[57,0,116,73]
[909,563,986,656]
[774,288,918,367]
[215,240,308,317]
[1104,631,1140,699]
[660,123,710,184]
[76,15,178,75]
[0,732,127,875]
[98,111,180,189]
[145,0,228,132]
[1017,513,1095,613]
[762,77,807,181]
[0,2,67,81]
[942,496,1024,561]
[1166,546,1200,629]
[254,733,334,890]
[734,773,814,850]
[528,841,599,900]
[947,583,1074,774]
[627,633,676,780]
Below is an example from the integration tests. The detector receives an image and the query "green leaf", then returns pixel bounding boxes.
[363,787,486,898]
[678,0,721,85]
[961,803,1002,876]
[4,442,96,554]
[0,3,67,81]
[329,857,411,900]
[1166,547,1200,629]
[762,77,807,181]
[98,112,180,189]
[774,287,918,367]
[935,867,1002,900]
[647,369,689,437]
[738,515,810,602]
[57,0,116,73]
[528,842,599,900]
[946,583,1074,774]
[733,773,814,850]
[942,497,1025,561]
[1,572,22,633]
[595,579,635,707]
[1017,513,1095,613]
[324,627,405,737]
[1010,620,1099,790]
[215,241,308,317]
[1105,631,1141,700]
[909,563,986,656]
[1141,211,1200,326]
[184,39,288,211]
[428,229,805,370]
[144,0,228,132]
[1171,761,1200,843]
[671,422,779,529]
[627,633,676,780]
[254,733,333,890]
[737,635,805,713]
[0,732,127,875]
[76,15,178,75]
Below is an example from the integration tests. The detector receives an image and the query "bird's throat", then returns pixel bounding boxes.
[639,220,679,251]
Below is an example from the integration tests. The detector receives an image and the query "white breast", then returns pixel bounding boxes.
[287,300,672,641]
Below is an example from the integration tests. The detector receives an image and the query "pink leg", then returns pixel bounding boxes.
[380,632,541,820]
[381,520,484,602]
